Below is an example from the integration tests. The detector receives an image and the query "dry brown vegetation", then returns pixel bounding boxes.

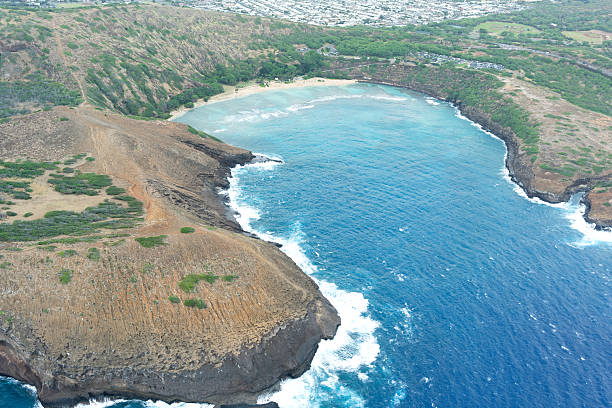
[502,78,612,194]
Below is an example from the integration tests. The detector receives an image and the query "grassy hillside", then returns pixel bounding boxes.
[0,4,319,118]
[1,1,610,118]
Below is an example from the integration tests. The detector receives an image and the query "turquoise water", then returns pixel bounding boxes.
[2,84,611,407]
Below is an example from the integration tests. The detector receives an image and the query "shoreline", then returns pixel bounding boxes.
[354,78,612,232]
[168,77,357,121]
[174,74,612,235]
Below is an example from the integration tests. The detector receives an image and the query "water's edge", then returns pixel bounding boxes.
[356,79,611,232]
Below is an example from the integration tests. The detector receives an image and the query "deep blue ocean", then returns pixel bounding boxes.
[2,84,610,408]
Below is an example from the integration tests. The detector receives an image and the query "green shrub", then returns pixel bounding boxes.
[59,268,73,284]
[87,247,100,261]
[183,298,206,309]
[23,212,33,217]
[59,117,69,121]
[57,249,77,258]
[179,273,219,292]
[135,235,167,248]
[222,275,238,282]
[48,171,112,195]
[106,185,126,195]
[168,295,180,304]
[180,226,195,233]
[6,211,17,216]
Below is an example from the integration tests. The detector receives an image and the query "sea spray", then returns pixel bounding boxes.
[224,155,381,407]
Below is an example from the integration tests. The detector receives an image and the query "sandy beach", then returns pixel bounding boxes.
[168,77,357,121]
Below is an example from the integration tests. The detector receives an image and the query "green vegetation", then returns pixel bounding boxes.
[59,268,73,284]
[168,295,180,304]
[23,212,33,217]
[57,249,77,257]
[540,163,577,177]
[0,199,143,242]
[105,185,125,195]
[87,247,100,261]
[180,226,195,233]
[183,298,206,309]
[222,275,238,282]
[0,159,58,201]
[48,171,112,195]
[178,273,219,293]
[134,235,167,248]
[0,78,82,118]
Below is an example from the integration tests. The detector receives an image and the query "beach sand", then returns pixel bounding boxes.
[168,77,357,120]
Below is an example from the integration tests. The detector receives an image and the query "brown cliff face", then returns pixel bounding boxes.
[0,106,339,407]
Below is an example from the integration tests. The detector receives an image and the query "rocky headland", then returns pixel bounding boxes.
[0,106,339,407]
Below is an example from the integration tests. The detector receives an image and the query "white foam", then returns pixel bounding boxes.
[74,399,213,408]
[565,201,612,245]
[287,103,316,112]
[224,109,289,123]
[74,399,128,408]
[309,94,364,104]
[425,97,440,106]
[369,95,408,102]
[224,157,380,407]
[221,89,411,125]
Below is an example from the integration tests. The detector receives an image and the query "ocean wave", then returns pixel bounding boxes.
[425,97,440,106]
[309,94,364,104]
[225,158,381,407]
[224,109,289,123]
[368,95,408,102]
[74,399,213,408]
[565,201,612,245]
[287,103,316,112]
